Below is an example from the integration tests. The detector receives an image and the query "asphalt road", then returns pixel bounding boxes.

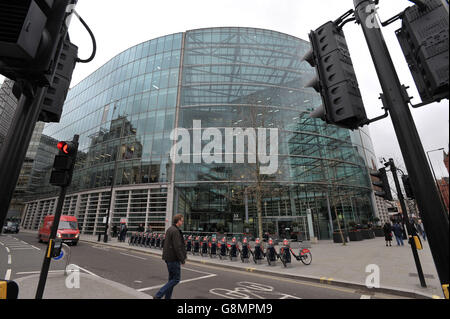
[0,232,407,299]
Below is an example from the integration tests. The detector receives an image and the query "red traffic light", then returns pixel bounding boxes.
[57,141,69,154]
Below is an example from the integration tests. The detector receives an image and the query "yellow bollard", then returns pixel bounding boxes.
[0,281,6,299]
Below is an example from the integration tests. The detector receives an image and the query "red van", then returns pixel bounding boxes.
[38,215,80,246]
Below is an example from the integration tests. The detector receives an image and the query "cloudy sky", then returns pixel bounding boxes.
[1,0,448,177]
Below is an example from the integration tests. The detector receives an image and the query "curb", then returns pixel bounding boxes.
[80,238,434,300]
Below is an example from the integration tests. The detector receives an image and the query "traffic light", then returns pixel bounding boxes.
[38,38,78,122]
[0,0,75,85]
[370,168,393,201]
[396,0,449,104]
[49,138,78,187]
[402,174,415,199]
[302,21,368,130]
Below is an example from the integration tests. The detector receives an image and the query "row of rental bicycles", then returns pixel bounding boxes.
[128,232,312,267]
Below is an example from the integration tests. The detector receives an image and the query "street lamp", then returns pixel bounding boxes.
[426,148,447,212]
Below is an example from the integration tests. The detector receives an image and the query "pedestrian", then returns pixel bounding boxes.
[119,223,128,242]
[112,224,118,238]
[154,214,187,299]
[417,220,426,241]
[383,222,393,247]
[392,222,404,246]
[138,223,144,232]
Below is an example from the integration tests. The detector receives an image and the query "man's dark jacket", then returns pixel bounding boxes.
[162,225,186,263]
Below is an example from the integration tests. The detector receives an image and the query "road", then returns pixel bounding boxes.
[0,232,407,299]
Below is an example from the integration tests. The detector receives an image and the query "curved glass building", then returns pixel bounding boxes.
[21,27,378,240]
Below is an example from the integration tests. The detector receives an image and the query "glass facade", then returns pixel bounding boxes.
[22,28,377,239]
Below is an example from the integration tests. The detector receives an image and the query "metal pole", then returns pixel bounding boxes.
[0,86,47,231]
[35,134,79,299]
[103,158,119,243]
[354,0,448,297]
[427,149,448,213]
[35,185,68,299]
[103,114,122,242]
[388,158,427,288]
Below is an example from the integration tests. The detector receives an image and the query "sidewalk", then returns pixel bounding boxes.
[80,233,444,299]
[14,272,152,299]
[17,229,444,299]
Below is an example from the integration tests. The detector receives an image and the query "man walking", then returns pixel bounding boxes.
[154,214,186,299]
[393,222,404,246]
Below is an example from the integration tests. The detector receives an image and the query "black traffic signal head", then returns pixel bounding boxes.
[396,0,449,104]
[402,175,415,199]
[50,138,78,187]
[370,167,393,201]
[302,21,368,130]
[57,140,76,155]
[38,39,78,123]
[0,0,74,85]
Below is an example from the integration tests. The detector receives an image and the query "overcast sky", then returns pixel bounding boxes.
[1,0,448,177]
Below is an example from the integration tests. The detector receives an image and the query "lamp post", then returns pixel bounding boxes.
[426,148,447,212]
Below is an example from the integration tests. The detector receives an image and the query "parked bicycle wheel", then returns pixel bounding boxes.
[300,250,312,265]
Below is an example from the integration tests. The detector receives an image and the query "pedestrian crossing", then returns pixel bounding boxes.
[0,235,41,251]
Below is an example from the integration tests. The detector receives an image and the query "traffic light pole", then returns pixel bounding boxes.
[35,185,68,299]
[35,134,79,299]
[0,86,47,231]
[354,0,449,298]
[387,159,426,288]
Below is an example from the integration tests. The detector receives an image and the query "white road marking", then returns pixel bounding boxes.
[8,254,11,264]
[0,242,4,245]
[5,269,11,280]
[361,295,371,299]
[209,282,301,300]
[75,265,100,278]
[16,270,65,275]
[182,267,216,276]
[120,252,147,260]
[5,247,10,253]
[137,274,217,292]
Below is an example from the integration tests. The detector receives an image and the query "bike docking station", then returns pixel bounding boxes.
[124,230,312,269]
[279,239,292,268]
[266,238,279,266]
[228,237,239,261]
[252,238,265,264]
[185,235,193,254]
[155,234,161,249]
[200,236,209,257]
[239,237,252,263]
[193,236,201,255]
[218,237,228,260]
[209,236,218,258]
[151,233,157,248]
